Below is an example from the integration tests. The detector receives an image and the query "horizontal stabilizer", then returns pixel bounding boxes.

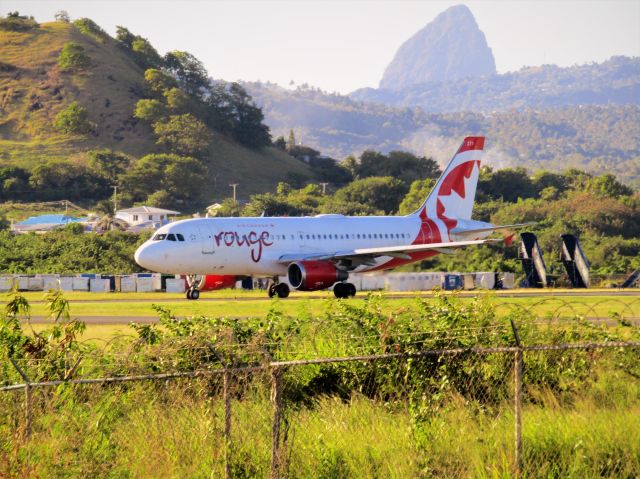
[450,222,536,236]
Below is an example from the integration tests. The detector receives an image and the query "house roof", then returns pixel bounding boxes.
[17,214,86,226]
[116,206,180,215]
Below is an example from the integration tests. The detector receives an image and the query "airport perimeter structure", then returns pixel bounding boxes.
[2,295,639,478]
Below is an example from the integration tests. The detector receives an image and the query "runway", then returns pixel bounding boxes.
[18,289,638,325]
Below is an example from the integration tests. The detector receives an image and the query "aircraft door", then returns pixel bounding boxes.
[197,225,215,254]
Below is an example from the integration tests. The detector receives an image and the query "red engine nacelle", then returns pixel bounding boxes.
[187,275,237,291]
[287,261,348,291]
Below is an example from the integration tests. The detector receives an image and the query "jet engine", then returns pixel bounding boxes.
[287,261,348,291]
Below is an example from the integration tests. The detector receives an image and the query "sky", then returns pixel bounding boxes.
[3,0,639,93]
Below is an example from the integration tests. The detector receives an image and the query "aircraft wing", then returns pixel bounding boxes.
[277,238,501,264]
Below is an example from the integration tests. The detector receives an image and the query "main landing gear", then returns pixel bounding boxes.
[333,282,356,299]
[185,275,200,300]
[268,282,290,298]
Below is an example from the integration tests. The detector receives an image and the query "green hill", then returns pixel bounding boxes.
[0,19,312,201]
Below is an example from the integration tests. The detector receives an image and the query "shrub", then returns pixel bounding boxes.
[0,12,38,31]
[57,42,91,71]
[54,101,93,134]
[72,18,108,42]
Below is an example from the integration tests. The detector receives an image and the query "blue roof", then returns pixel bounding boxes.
[17,214,85,226]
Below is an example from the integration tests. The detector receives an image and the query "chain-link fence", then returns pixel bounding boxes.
[2,340,639,478]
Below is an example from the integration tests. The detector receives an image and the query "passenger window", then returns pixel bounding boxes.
[357,234,360,239]
[177,234,185,242]
[368,234,372,239]
[306,235,309,239]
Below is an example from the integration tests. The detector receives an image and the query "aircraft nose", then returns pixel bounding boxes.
[134,243,156,271]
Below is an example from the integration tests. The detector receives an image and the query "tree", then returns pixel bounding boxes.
[28,161,110,201]
[273,136,287,151]
[332,176,407,214]
[152,114,212,157]
[54,10,70,22]
[87,150,131,183]
[134,99,167,123]
[287,129,296,151]
[144,69,178,95]
[356,150,440,186]
[478,167,535,202]
[54,102,92,134]
[587,174,633,198]
[57,42,90,71]
[164,51,209,98]
[398,178,436,215]
[164,88,191,113]
[131,38,163,69]
[122,154,208,207]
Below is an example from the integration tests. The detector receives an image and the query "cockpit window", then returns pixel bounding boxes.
[153,234,166,241]
[167,234,176,241]
[176,234,185,242]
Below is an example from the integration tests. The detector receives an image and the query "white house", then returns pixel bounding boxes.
[115,206,180,226]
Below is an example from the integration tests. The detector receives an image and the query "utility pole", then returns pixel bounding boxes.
[229,183,239,203]
[320,182,329,195]
[112,185,118,214]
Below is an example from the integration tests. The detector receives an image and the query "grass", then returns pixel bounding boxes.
[1,290,639,477]
[8,290,639,320]
[2,367,638,478]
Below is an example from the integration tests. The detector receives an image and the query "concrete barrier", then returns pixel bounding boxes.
[165,278,186,293]
[475,272,496,289]
[59,277,74,291]
[72,277,89,291]
[90,278,111,292]
[120,276,137,293]
[136,277,154,292]
[0,276,15,292]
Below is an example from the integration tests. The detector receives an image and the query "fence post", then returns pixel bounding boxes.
[510,320,523,478]
[223,368,232,479]
[270,366,284,479]
[208,343,233,479]
[9,357,32,439]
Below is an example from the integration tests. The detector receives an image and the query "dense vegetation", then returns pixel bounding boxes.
[246,82,640,188]
[0,226,146,274]
[1,292,638,476]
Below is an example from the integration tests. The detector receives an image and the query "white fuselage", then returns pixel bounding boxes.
[134,214,493,277]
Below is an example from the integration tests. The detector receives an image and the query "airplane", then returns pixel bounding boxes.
[134,136,529,300]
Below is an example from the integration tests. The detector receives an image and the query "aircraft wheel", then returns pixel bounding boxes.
[268,283,277,298]
[275,283,290,298]
[190,289,200,300]
[345,283,357,297]
[186,289,193,300]
[333,283,347,299]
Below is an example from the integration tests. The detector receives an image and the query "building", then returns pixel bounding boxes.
[115,206,180,225]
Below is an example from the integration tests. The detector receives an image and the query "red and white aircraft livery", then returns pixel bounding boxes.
[135,137,526,299]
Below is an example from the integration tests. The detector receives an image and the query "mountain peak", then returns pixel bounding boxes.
[380,4,496,90]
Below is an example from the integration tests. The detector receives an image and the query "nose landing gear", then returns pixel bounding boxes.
[185,275,200,300]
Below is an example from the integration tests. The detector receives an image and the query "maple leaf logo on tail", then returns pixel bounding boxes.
[412,137,484,240]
